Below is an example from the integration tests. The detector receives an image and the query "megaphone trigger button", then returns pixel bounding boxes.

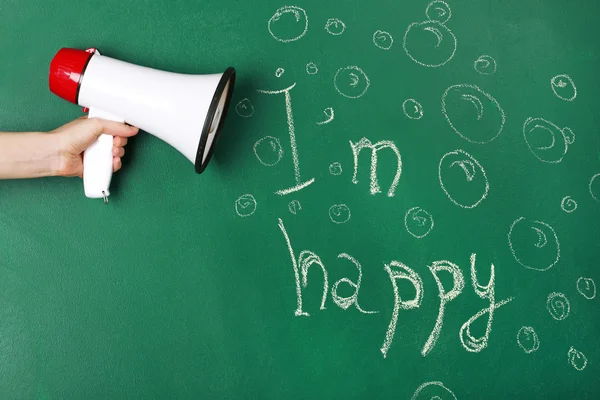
[82,107,89,113]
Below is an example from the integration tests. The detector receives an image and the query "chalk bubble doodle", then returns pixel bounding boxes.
[438,149,489,209]
[253,136,284,166]
[560,196,577,213]
[373,30,393,50]
[324,18,345,35]
[235,98,254,117]
[275,67,285,78]
[329,204,351,224]
[334,66,370,99]
[576,277,596,300]
[590,173,600,202]
[442,84,505,144]
[546,292,570,321]
[508,217,560,272]
[551,74,577,102]
[288,200,302,215]
[411,381,457,400]
[306,62,318,75]
[523,117,574,163]
[268,6,308,43]
[517,326,540,354]
[329,162,342,176]
[403,1,457,68]
[474,55,497,75]
[235,194,257,217]
[404,207,434,238]
[316,107,334,125]
[568,347,587,371]
[402,99,424,120]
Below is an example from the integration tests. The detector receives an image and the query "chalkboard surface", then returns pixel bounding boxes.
[0,0,599,398]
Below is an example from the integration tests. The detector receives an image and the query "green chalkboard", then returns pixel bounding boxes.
[1,0,599,398]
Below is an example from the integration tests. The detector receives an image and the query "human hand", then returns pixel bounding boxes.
[51,116,139,178]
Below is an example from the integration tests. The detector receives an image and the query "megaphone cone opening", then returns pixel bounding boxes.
[194,67,236,174]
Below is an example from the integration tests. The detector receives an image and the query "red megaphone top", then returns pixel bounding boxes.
[48,48,95,104]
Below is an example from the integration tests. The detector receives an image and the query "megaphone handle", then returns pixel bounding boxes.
[83,108,125,203]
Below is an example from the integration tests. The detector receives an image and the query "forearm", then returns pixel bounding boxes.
[0,132,61,179]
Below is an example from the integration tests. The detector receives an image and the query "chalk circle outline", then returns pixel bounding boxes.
[235,194,257,217]
[523,117,573,163]
[403,20,457,68]
[441,84,506,144]
[438,149,490,209]
[329,162,343,176]
[560,196,577,213]
[411,381,457,400]
[373,30,393,50]
[235,98,255,118]
[568,347,587,371]
[324,18,345,35]
[517,326,540,354]
[546,292,570,321]
[268,5,308,43]
[508,217,560,272]
[275,68,285,77]
[474,55,497,75]
[253,136,284,166]
[590,173,600,202]
[404,207,434,238]
[334,66,370,99]
[306,62,318,75]
[551,74,577,102]
[425,0,452,24]
[288,200,302,215]
[329,204,351,224]
[402,99,424,120]
[576,277,596,300]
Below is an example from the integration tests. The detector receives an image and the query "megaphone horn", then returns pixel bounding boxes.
[49,47,236,204]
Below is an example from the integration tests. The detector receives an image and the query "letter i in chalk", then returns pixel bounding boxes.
[48,47,236,204]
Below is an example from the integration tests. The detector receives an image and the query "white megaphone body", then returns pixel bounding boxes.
[49,47,236,203]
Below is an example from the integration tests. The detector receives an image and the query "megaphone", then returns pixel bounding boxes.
[48,47,236,203]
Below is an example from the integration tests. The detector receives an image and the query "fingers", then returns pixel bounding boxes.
[113,157,122,173]
[113,136,128,147]
[88,117,139,138]
[113,146,125,158]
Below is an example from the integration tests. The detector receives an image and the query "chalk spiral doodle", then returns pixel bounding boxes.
[551,74,577,102]
[517,326,540,354]
[576,277,596,299]
[324,18,345,35]
[268,6,308,43]
[438,149,489,209]
[334,66,370,99]
[523,117,574,163]
[590,173,600,202]
[474,55,497,75]
[253,136,284,166]
[560,196,577,213]
[306,62,318,75]
[404,207,434,238]
[508,217,560,271]
[329,204,351,224]
[329,162,342,176]
[288,200,302,215]
[411,381,457,400]
[235,194,257,217]
[568,347,587,371]
[373,30,393,50]
[546,292,570,320]
[402,99,424,120]
[275,67,285,77]
[235,98,255,117]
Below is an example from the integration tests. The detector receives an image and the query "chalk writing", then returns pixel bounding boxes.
[350,138,402,197]
[329,204,351,224]
[253,136,284,166]
[306,62,318,75]
[404,1,456,67]
[560,196,577,213]
[576,277,596,299]
[329,162,343,176]
[235,98,254,117]
[459,253,514,352]
[517,326,540,354]
[268,6,308,43]
[568,347,588,371]
[404,207,434,238]
[590,173,600,202]
[438,149,489,208]
[288,200,301,215]
[316,107,334,125]
[381,261,424,358]
[332,254,378,314]
[334,66,370,99]
[235,194,257,217]
[474,55,497,75]
[508,217,560,271]
[442,84,505,144]
[411,381,457,400]
[373,30,393,50]
[546,292,570,320]
[257,83,315,195]
[325,18,345,35]
[402,99,424,120]
[551,74,577,102]
[523,117,574,163]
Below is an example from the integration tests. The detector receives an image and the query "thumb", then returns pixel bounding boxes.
[68,117,139,151]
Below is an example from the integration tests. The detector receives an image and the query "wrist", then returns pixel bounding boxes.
[0,132,62,179]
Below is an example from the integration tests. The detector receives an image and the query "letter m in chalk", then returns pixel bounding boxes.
[350,138,402,197]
